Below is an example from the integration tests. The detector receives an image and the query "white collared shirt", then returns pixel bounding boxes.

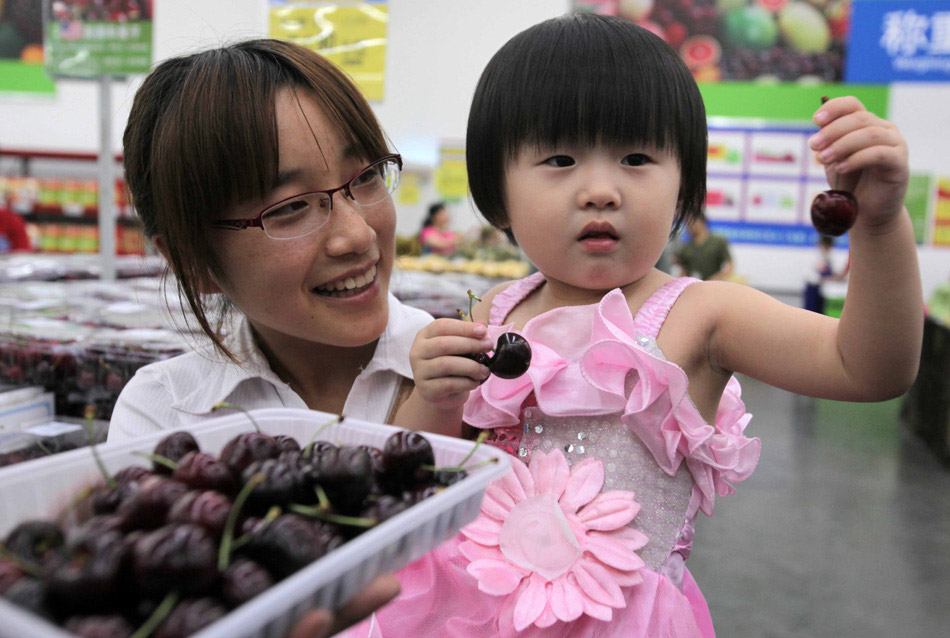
[107,295,432,442]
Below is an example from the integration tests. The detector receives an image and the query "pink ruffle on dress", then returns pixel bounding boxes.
[345,273,760,637]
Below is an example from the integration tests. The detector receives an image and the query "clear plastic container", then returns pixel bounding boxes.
[0,408,510,638]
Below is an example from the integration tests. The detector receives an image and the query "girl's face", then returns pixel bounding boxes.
[504,143,680,294]
[210,89,395,349]
[434,208,450,229]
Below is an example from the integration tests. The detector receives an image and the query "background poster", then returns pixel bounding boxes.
[575,0,850,83]
[269,0,388,101]
[43,0,153,78]
[0,0,52,94]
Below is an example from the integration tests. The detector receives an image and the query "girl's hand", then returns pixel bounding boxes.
[809,96,909,229]
[409,318,493,411]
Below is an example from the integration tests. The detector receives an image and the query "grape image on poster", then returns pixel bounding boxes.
[575,0,850,82]
[706,177,743,221]
[746,179,801,223]
[749,131,804,177]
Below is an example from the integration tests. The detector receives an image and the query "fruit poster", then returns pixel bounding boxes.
[0,0,53,94]
[575,0,850,83]
[43,0,153,78]
[269,0,388,101]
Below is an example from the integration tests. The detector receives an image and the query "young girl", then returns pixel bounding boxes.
[375,12,922,637]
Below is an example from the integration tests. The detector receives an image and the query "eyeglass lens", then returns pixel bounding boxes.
[261,158,399,239]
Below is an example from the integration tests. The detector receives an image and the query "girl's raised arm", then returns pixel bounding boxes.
[706,97,922,402]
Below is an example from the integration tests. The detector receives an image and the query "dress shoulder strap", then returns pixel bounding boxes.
[632,277,702,340]
[489,271,546,325]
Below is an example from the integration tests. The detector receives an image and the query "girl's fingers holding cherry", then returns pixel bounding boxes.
[813,95,867,127]
[413,334,494,362]
[415,353,490,383]
[417,318,487,340]
[814,122,904,170]
[417,377,484,405]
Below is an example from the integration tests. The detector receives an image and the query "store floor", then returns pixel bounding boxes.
[688,375,950,638]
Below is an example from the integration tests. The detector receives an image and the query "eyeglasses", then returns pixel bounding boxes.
[212,154,402,240]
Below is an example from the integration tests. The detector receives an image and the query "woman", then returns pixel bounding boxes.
[418,201,460,255]
[111,39,480,635]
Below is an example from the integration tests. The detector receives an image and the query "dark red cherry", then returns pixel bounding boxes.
[153,432,199,475]
[220,558,274,608]
[4,520,64,566]
[131,524,218,599]
[152,598,227,638]
[273,435,301,453]
[811,189,858,237]
[380,431,435,495]
[313,446,375,515]
[64,614,134,638]
[116,476,189,530]
[488,333,532,379]
[173,451,237,495]
[0,559,24,595]
[244,514,340,579]
[219,432,279,474]
[167,490,232,538]
[241,458,297,514]
[46,530,130,615]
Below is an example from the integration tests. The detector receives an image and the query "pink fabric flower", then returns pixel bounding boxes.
[459,450,647,631]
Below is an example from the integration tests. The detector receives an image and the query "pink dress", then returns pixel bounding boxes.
[348,273,760,637]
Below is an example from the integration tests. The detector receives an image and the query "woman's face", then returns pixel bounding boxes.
[210,89,395,349]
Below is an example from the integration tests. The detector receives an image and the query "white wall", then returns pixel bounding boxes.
[0,0,947,295]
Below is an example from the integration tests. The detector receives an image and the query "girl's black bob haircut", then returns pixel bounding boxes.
[467,12,708,240]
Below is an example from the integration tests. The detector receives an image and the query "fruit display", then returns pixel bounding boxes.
[0,0,42,63]
[0,412,508,638]
[391,267,512,319]
[396,255,529,280]
[577,0,850,83]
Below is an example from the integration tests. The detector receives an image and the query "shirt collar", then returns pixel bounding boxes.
[172,293,424,415]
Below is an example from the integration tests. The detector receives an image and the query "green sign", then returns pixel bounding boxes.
[44,18,152,77]
[905,174,932,245]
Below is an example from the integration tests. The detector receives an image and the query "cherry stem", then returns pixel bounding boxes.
[131,590,179,638]
[82,407,115,489]
[314,484,333,512]
[218,473,265,572]
[420,430,490,472]
[302,414,345,458]
[132,451,178,471]
[467,290,482,322]
[212,402,262,433]
[289,504,377,528]
[0,543,43,578]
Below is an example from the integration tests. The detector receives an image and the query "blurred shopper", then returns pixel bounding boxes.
[0,205,32,252]
[803,235,838,314]
[419,201,460,255]
[675,213,733,280]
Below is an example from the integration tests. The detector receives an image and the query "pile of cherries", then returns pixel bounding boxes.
[0,425,467,638]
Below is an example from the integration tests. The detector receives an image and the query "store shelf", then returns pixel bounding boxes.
[23,212,141,228]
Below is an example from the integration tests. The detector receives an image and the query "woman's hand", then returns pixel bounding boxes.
[288,574,401,638]
[409,318,492,411]
[809,96,909,229]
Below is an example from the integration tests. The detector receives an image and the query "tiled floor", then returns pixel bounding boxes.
[688,376,950,638]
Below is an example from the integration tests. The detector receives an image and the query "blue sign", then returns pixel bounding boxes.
[846,0,950,83]
[708,221,850,248]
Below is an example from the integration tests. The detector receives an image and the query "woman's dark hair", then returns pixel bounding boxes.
[466,12,707,241]
[421,201,446,229]
[123,39,389,360]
